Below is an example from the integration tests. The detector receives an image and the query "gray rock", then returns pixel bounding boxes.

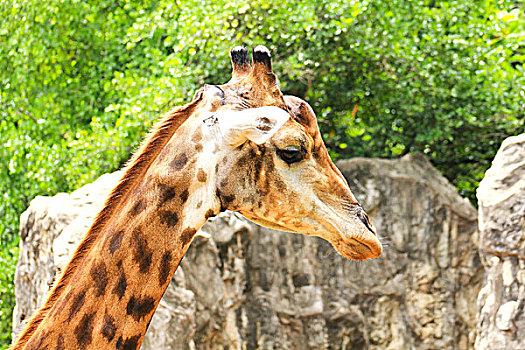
[13,154,481,349]
[12,171,123,337]
[475,134,525,350]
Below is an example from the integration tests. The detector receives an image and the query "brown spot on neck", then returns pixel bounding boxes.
[158,183,176,205]
[130,200,146,216]
[113,271,127,300]
[109,230,125,255]
[56,334,65,350]
[131,228,153,274]
[158,251,173,287]
[101,314,117,342]
[68,291,86,319]
[197,168,207,182]
[180,228,197,247]
[126,295,156,322]
[191,127,202,142]
[74,312,95,347]
[179,189,189,203]
[204,209,216,219]
[90,261,109,297]
[116,334,141,350]
[160,210,179,228]
[171,153,188,171]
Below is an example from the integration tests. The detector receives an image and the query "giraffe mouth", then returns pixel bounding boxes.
[326,217,382,261]
[351,237,381,258]
[333,237,382,261]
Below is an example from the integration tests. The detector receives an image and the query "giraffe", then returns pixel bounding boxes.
[11,45,382,350]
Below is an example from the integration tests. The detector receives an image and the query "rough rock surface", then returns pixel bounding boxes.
[475,134,525,350]
[13,154,481,349]
[12,172,123,334]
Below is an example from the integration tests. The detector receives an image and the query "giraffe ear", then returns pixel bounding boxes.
[216,106,290,146]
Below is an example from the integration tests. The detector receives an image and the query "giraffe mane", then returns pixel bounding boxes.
[11,96,202,349]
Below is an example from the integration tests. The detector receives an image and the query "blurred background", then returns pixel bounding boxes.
[0,0,523,347]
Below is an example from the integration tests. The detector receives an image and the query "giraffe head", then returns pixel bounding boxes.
[194,46,382,261]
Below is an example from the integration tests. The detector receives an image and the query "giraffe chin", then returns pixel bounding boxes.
[241,215,299,233]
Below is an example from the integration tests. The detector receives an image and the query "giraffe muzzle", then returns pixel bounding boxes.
[334,205,382,260]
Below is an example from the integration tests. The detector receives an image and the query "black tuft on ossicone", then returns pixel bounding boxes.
[230,45,250,67]
[252,45,272,70]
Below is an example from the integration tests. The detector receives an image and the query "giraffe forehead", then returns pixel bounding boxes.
[271,122,312,149]
[198,84,246,111]
[199,81,286,111]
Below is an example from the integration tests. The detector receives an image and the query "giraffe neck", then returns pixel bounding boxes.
[19,119,221,350]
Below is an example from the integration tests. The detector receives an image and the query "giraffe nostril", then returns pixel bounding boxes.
[358,210,376,236]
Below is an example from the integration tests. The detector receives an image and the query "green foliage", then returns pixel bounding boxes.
[0,244,17,349]
[0,0,523,346]
[319,0,525,200]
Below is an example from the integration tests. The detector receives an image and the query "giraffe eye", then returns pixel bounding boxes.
[277,146,305,164]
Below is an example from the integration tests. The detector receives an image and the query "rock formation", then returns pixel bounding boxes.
[475,134,525,350]
[13,154,481,349]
